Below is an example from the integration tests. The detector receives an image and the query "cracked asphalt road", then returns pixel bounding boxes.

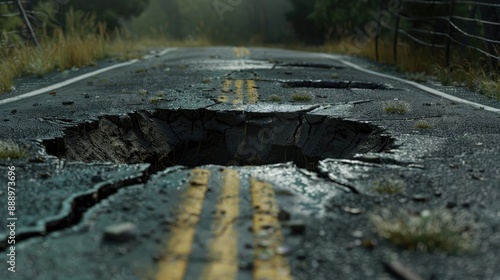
[1,46,500,280]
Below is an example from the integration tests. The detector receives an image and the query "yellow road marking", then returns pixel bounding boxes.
[250,178,293,280]
[156,169,211,280]
[246,80,259,104]
[203,169,240,280]
[234,47,251,58]
[242,47,250,57]
[218,77,259,104]
[234,80,244,105]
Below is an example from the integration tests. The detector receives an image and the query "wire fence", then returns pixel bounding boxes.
[0,0,39,47]
[372,0,500,70]
[0,0,66,48]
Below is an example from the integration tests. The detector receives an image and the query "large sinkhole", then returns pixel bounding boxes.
[43,109,391,170]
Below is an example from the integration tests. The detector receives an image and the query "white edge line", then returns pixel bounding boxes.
[321,54,500,114]
[0,48,178,106]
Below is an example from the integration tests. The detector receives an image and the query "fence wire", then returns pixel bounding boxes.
[376,0,500,68]
[0,0,38,47]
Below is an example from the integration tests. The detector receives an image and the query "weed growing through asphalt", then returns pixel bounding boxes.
[137,89,149,95]
[291,91,313,102]
[370,207,479,254]
[269,94,282,102]
[414,120,433,129]
[0,140,28,160]
[373,177,406,194]
[149,92,167,104]
[149,97,163,104]
[383,100,410,114]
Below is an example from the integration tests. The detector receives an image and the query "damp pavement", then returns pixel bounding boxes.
[1,47,500,280]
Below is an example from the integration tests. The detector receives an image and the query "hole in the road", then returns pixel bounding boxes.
[43,109,391,170]
[283,80,393,90]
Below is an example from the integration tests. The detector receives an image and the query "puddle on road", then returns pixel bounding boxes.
[43,108,391,171]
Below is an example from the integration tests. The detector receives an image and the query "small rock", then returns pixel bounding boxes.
[471,174,486,181]
[412,194,431,202]
[103,222,137,242]
[275,245,290,255]
[11,109,17,114]
[352,230,364,238]
[62,101,74,105]
[342,207,363,215]
[257,239,273,248]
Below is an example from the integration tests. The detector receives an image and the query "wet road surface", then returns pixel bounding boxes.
[1,47,500,279]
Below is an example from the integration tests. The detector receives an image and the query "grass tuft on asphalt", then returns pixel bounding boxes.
[383,100,410,114]
[370,207,479,254]
[0,140,28,160]
[291,91,314,102]
[373,177,406,194]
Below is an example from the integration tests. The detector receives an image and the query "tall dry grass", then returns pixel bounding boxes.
[0,9,107,94]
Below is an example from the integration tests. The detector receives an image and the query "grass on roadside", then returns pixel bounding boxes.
[370,207,479,254]
[0,10,107,94]
[0,8,211,96]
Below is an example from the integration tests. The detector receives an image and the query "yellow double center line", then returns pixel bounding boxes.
[156,169,292,280]
[234,47,251,58]
[218,79,259,104]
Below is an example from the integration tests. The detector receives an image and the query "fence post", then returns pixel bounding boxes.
[393,13,400,65]
[445,0,456,67]
[375,0,384,62]
[15,0,39,47]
